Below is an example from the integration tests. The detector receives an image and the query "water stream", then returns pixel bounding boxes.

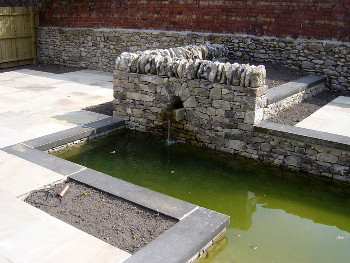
[56,130,350,263]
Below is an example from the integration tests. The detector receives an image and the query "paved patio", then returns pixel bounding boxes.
[296,96,350,137]
[0,69,131,263]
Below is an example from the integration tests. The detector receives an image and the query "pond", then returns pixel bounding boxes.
[56,130,350,263]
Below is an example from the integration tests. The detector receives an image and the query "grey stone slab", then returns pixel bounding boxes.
[82,117,125,134]
[22,126,94,151]
[2,144,84,176]
[69,168,197,220]
[267,75,327,105]
[124,207,229,263]
[254,121,350,151]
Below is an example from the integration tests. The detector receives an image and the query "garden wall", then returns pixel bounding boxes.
[39,0,350,42]
[36,27,350,90]
[0,0,39,7]
[113,46,350,182]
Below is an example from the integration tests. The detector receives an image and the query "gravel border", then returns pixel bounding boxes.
[267,90,350,125]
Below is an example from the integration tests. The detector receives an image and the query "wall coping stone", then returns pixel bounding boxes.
[255,121,350,152]
[267,75,327,105]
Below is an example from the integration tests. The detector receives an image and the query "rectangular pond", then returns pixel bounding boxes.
[56,130,350,263]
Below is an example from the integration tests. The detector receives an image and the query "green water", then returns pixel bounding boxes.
[57,130,350,263]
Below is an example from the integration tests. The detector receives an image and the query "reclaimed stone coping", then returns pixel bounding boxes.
[1,115,229,263]
[254,121,350,152]
[115,44,266,88]
[266,75,327,105]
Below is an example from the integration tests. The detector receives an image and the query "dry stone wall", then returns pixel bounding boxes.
[36,27,350,91]
[115,45,266,88]
[113,46,349,182]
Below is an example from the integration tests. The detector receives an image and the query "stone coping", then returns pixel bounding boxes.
[254,120,350,152]
[266,75,327,105]
[1,116,230,263]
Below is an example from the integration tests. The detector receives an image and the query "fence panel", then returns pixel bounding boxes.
[0,6,38,69]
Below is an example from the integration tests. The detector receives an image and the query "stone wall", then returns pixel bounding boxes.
[115,45,266,88]
[247,132,350,182]
[263,82,326,120]
[36,27,350,91]
[39,0,350,42]
[113,47,349,182]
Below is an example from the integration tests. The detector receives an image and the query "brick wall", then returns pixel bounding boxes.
[39,0,350,42]
[0,0,38,7]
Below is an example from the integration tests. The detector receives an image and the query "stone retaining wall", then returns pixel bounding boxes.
[113,46,349,182]
[36,27,350,91]
[263,82,326,120]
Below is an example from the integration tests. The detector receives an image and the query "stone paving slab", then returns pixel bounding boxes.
[296,96,350,137]
[0,69,133,263]
[0,69,113,148]
[0,150,65,197]
[0,189,131,263]
[2,144,85,177]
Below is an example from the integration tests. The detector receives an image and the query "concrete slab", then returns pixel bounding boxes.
[0,189,131,263]
[0,150,65,197]
[296,96,350,137]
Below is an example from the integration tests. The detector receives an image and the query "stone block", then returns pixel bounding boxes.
[284,155,302,167]
[246,86,267,97]
[139,75,164,85]
[113,70,129,80]
[183,96,198,108]
[227,140,247,151]
[212,100,230,110]
[209,88,222,100]
[330,164,349,177]
[126,92,154,102]
[316,153,338,164]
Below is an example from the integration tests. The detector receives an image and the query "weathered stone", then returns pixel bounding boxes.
[227,140,247,151]
[301,61,314,69]
[212,100,230,110]
[209,88,221,100]
[250,65,266,88]
[183,96,198,108]
[316,153,338,163]
[330,164,349,177]
[284,155,302,167]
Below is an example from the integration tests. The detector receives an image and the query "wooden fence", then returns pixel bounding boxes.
[0,6,39,69]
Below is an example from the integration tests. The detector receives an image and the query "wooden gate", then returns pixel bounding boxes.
[0,6,39,69]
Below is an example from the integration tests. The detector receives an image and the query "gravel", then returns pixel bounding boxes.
[25,180,177,254]
[267,90,350,125]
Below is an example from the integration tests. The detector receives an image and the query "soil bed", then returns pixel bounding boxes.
[267,90,350,125]
[25,180,177,254]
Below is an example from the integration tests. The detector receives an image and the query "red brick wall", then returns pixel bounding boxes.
[0,0,38,7]
[40,0,349,41]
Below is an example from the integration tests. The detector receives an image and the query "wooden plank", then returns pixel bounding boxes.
[29,6,36,64]
[0,35,32,40]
